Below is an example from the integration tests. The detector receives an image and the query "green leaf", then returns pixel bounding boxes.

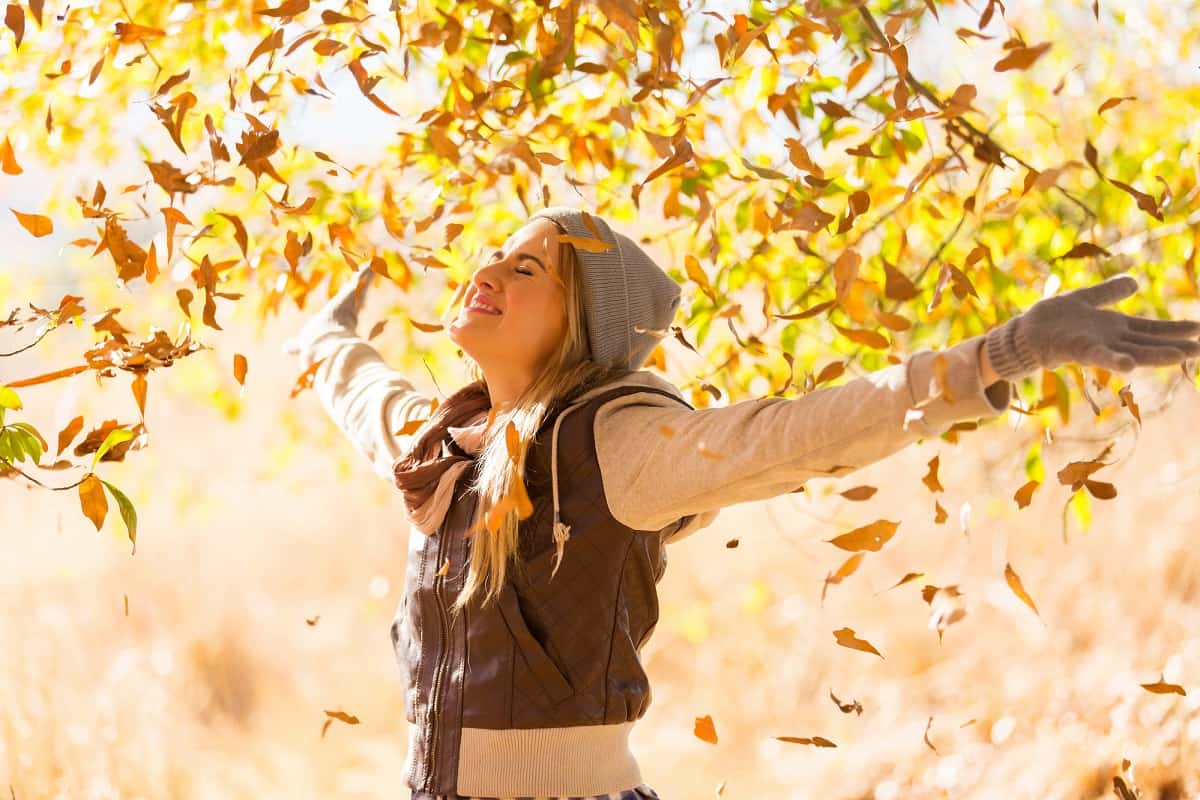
[0,429,17,463]
[100,479,138,551]
[92,428,135,468]
[8,423,44,464]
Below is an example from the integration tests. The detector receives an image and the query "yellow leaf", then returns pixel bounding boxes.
[833,627,883,658]
[11,208,53,237]
[1004,562,1040,617]
[78,474,108,531]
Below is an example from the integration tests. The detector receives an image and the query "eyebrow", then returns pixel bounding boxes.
[491,248,547,272]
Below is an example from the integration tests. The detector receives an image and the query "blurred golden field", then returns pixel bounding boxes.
[5,304,1200,800]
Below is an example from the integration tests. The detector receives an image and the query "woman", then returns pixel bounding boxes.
[285,206,1200,800]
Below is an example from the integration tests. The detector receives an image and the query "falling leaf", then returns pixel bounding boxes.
[290,357,326,398]
[694,714,718,744]
[994,41,1051,72]
[926,585,966,642]
[1014,480,1039,508]
[1097,95,1136,115]
[829,690,863,715]
[775,735,837,747]
[233,353,248,386]
[1004,563,1040,617]
[0,135,21,174]
[922,455,944,493]
[1140,674,1186,696]
[78,474,108,531]
[306,615,320,626]
[725,538,739,548]
[923,716,938,753]
[1056,242,1111,260]
[1118,385,1141,424]
[839,485,876,501]
[827,519,898,552]
[410,320,443,333]
[11,208,53,237]
[4,3,24,49]
[822,553,865,603]
[1084,479,1117,500]
[833,627,883,658]
[884,572,925,592]
[55,415,84,457]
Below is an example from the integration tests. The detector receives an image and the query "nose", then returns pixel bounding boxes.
[471,259,503,294]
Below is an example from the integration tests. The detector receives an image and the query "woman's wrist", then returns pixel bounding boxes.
[978,338,1002,386]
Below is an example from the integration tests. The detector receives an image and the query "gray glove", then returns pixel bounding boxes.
[984,274,1200,381]
[282,264,376,356]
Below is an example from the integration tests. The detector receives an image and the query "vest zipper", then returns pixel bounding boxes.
[423,516,453,789]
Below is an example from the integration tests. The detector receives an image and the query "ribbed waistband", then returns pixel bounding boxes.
[407,720,644,797]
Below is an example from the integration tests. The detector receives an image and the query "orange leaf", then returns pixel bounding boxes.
[11,208,53,237]
[693,714,718,744]
[1013,480,1039,508]
[827,519,898,552]
[0,135,21,175]
[994,41,1051,72]
[233,353,248,386]
[1097,95,1136,115]
[833,627,883,658]
[410,320,443,333]
[56,415,84,457]
[558,233,614,254]
[1004,562,1040,617]
[884,572,925,592]
[78,474,108,531]
[131,372,147,417]
[1140,675,1186,696]
[290,358,326,398]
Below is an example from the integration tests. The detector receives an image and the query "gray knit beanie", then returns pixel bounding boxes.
[527,206,681,371]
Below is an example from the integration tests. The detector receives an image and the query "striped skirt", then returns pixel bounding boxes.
[411,784,661,800]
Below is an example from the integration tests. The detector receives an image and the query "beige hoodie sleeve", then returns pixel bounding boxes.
[593,334,1013,542]
[291,314,434,482]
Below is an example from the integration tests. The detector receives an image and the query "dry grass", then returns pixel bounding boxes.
[4,311,1200,799]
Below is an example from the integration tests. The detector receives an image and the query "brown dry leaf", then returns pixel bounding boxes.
[1084,479,1117,500]
[829,690,863,715]
[1057,242,1111,259]
[254,0,309,16]
[78,474,108,531]
[775,735,837,747]
[306,615,320,626]
[827,519,898,552]
[1098,95,1136,115]
[1004,563,1040,618]
[55,415,84,457]
[922,455,944,493]
[11,208,53,237]
[410,320,443,333]
[994,41,1052,72]
[5,3,24,49]
[822,553,865,603]
[833,627,883,658]
[694,714,718,744]
[833,323,889,349]
[233,353,248,386]
[1118,385,1141,424]
[1014,480,1039,508]
[839,485,876,501]
[6,363,89,388]
[926,585,966,642]
[725,538,739,549]
[923,716,937,753]
[1140,674,1186,696]
[0,135,21,174]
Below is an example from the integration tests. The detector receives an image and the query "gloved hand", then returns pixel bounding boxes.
[983,274,1200,381]
[282,263,377,356]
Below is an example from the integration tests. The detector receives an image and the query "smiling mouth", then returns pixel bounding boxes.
[466,300,502,315]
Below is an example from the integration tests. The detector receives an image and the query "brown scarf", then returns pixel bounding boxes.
[392,380,493,536]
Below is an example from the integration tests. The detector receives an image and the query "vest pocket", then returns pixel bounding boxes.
[497,584,575,704]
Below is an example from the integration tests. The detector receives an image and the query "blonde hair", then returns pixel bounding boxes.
[440,221,630,612]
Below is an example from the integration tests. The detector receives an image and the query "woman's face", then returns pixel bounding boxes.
[448,218,568,383]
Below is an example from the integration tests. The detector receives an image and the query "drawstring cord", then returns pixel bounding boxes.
[549,400,584,580]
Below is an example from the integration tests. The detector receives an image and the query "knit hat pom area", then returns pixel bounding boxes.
[527,206,681,372]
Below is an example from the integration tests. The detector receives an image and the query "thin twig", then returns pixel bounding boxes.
[0,456,88,491]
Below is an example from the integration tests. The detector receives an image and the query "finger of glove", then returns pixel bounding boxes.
[1121,331,1200,357]
[1081,342,1136,372]
[1070,275,1139,307]
[1125,315,1200,338]
[1111,341,1188,367]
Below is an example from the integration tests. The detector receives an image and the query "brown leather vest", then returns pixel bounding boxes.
[390,383,695,795]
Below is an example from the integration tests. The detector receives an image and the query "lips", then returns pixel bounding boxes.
[466,293,502,315]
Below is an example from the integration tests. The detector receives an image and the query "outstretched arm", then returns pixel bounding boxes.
[284,265,434,481]
[594,334,1010,537]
